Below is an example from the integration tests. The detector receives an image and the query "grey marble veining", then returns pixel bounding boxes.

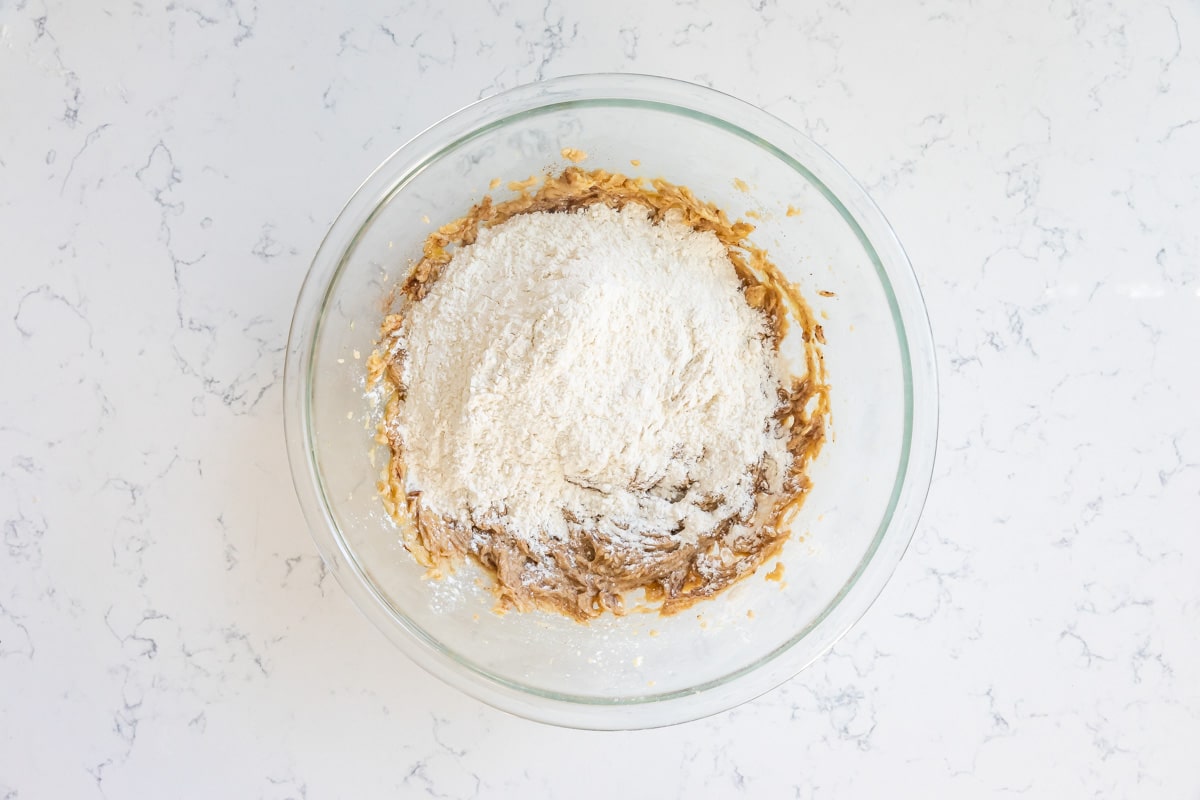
[1,0,1198,796]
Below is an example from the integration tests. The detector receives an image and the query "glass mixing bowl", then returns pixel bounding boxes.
[283,74,937,729]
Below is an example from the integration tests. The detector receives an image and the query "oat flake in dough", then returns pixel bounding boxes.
[396,203,790,559]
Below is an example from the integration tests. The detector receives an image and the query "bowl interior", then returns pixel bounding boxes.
[304,99,910,705]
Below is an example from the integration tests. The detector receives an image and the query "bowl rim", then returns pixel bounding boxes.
[283,72,939,730]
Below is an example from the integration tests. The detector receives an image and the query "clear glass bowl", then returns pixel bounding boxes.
[283,74,937,729]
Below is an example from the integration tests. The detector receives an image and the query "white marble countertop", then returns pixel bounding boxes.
[3,0,1198,796]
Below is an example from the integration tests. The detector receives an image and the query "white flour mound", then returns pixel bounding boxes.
[396,203,789,551]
